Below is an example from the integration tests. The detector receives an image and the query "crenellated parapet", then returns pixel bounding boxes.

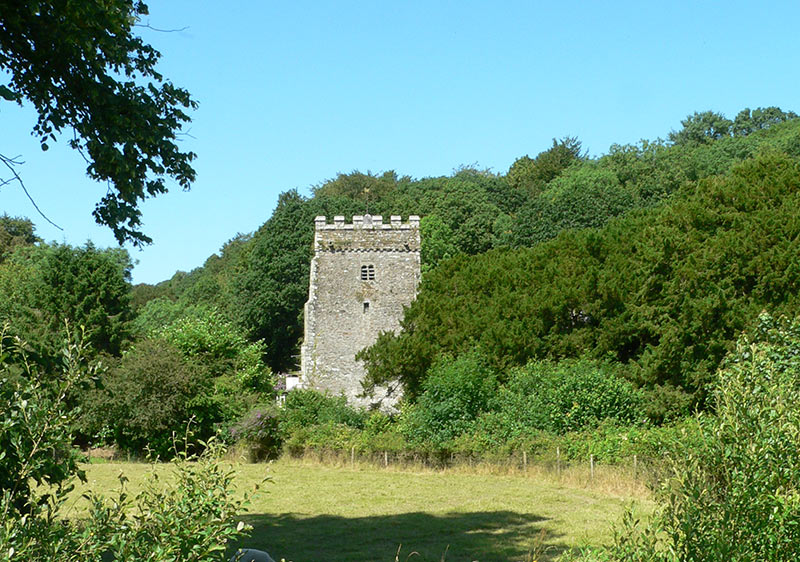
[313,215,420,253]
[314,214,420,230]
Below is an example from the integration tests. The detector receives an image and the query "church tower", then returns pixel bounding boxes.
[300,214,420,407]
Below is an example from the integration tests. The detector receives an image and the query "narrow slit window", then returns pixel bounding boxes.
[363,301,370,313]
[360,264,375,281]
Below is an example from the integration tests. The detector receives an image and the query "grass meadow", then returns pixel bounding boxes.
[70,457,653,562]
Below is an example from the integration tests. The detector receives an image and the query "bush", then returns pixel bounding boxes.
[230,405,282,461]
[494,358,643,435]
[0,324,253,561]
[611,313,800,561]
[83,308,275,457]
[158,308,274,394]
[0,322,91,516]
[76,444,254,562]
[280,388,367,432]
[558,417,704,464]
[79,337,223,458]
[2,444,255,562]
[357,411,408,453]
[399,352,497,449]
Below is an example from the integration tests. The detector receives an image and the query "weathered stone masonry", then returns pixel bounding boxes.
[300,214,420,407]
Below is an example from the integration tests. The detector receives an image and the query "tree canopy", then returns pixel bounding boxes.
[360,148,800,419]
[128,106,800,419]
[0,1,196,245]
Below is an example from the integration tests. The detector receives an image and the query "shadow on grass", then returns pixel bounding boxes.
[238,510,568,562]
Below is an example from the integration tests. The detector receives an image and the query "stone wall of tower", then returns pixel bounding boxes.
[300,214,420,408]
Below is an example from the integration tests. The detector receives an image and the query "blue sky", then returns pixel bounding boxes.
[2,1,798,284]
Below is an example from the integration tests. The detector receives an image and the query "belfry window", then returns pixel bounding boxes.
[360,264,375,281]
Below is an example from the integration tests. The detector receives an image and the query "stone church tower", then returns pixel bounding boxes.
[300,214,420,408]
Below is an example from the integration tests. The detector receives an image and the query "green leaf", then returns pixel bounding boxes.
[0,85,20,102]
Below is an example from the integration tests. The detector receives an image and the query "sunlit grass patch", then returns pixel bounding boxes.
[75,458,652,561]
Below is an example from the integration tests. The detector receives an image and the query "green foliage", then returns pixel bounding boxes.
[230,405,282,461]
[0,322,93,516]
[158,308,273,393]
[312,169,407,203]
[512,164,638,246]
[130,233,253,339]
[80,337,218,457]
[609,313,800,561]
[397,167,517,255]
[275,388,376,455]
[79,444,254,562]
[280,388,367,433]
[419,214,459,274]
[0,0,197,245]
[1,319,252,561]
[131,296,211,336]
[669,110,733,145]
[84,308,273,456]
[399,352,497,448]
[507,136,584,194]
[0,241,132,369]
[732,106,798,137]
[2,444,253,562]
[0,214,38,263]
[491,359,642,435]
[363,150,800,412]
[556,417,703,464]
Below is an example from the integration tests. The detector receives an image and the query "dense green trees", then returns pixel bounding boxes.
[669,110,734,145]
[361,149,800,418]
[669,107,799,146]
[732,106,798,136]
[0,214,39,262]
[511,164,638,246]
[80,308,273,456]
[49,105,798,458]
[0,1,196,245]
[0,242,132,368]
[129,108,800,408]
[507,137,584,194]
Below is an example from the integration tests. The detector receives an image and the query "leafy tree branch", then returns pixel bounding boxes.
[0,1,197,245]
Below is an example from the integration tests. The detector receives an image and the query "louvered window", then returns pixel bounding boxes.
[360,264,375,281]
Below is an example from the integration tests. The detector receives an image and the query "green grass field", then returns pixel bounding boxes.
[71,459,652,562]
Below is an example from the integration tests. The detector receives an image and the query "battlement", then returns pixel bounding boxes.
[314,215,420,230]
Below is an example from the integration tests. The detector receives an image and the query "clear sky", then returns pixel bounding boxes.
[2,1,798,284]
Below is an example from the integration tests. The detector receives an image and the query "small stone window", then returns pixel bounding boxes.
[363,301,370,313]
[360,264,375,281]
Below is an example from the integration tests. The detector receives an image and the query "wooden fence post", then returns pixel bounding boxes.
[523,450,528,474]
[556,447,561,478]
[384,451,388,468]
[590,454,595,483]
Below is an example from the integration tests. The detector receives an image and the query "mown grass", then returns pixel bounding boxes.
[69,458,653,562]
